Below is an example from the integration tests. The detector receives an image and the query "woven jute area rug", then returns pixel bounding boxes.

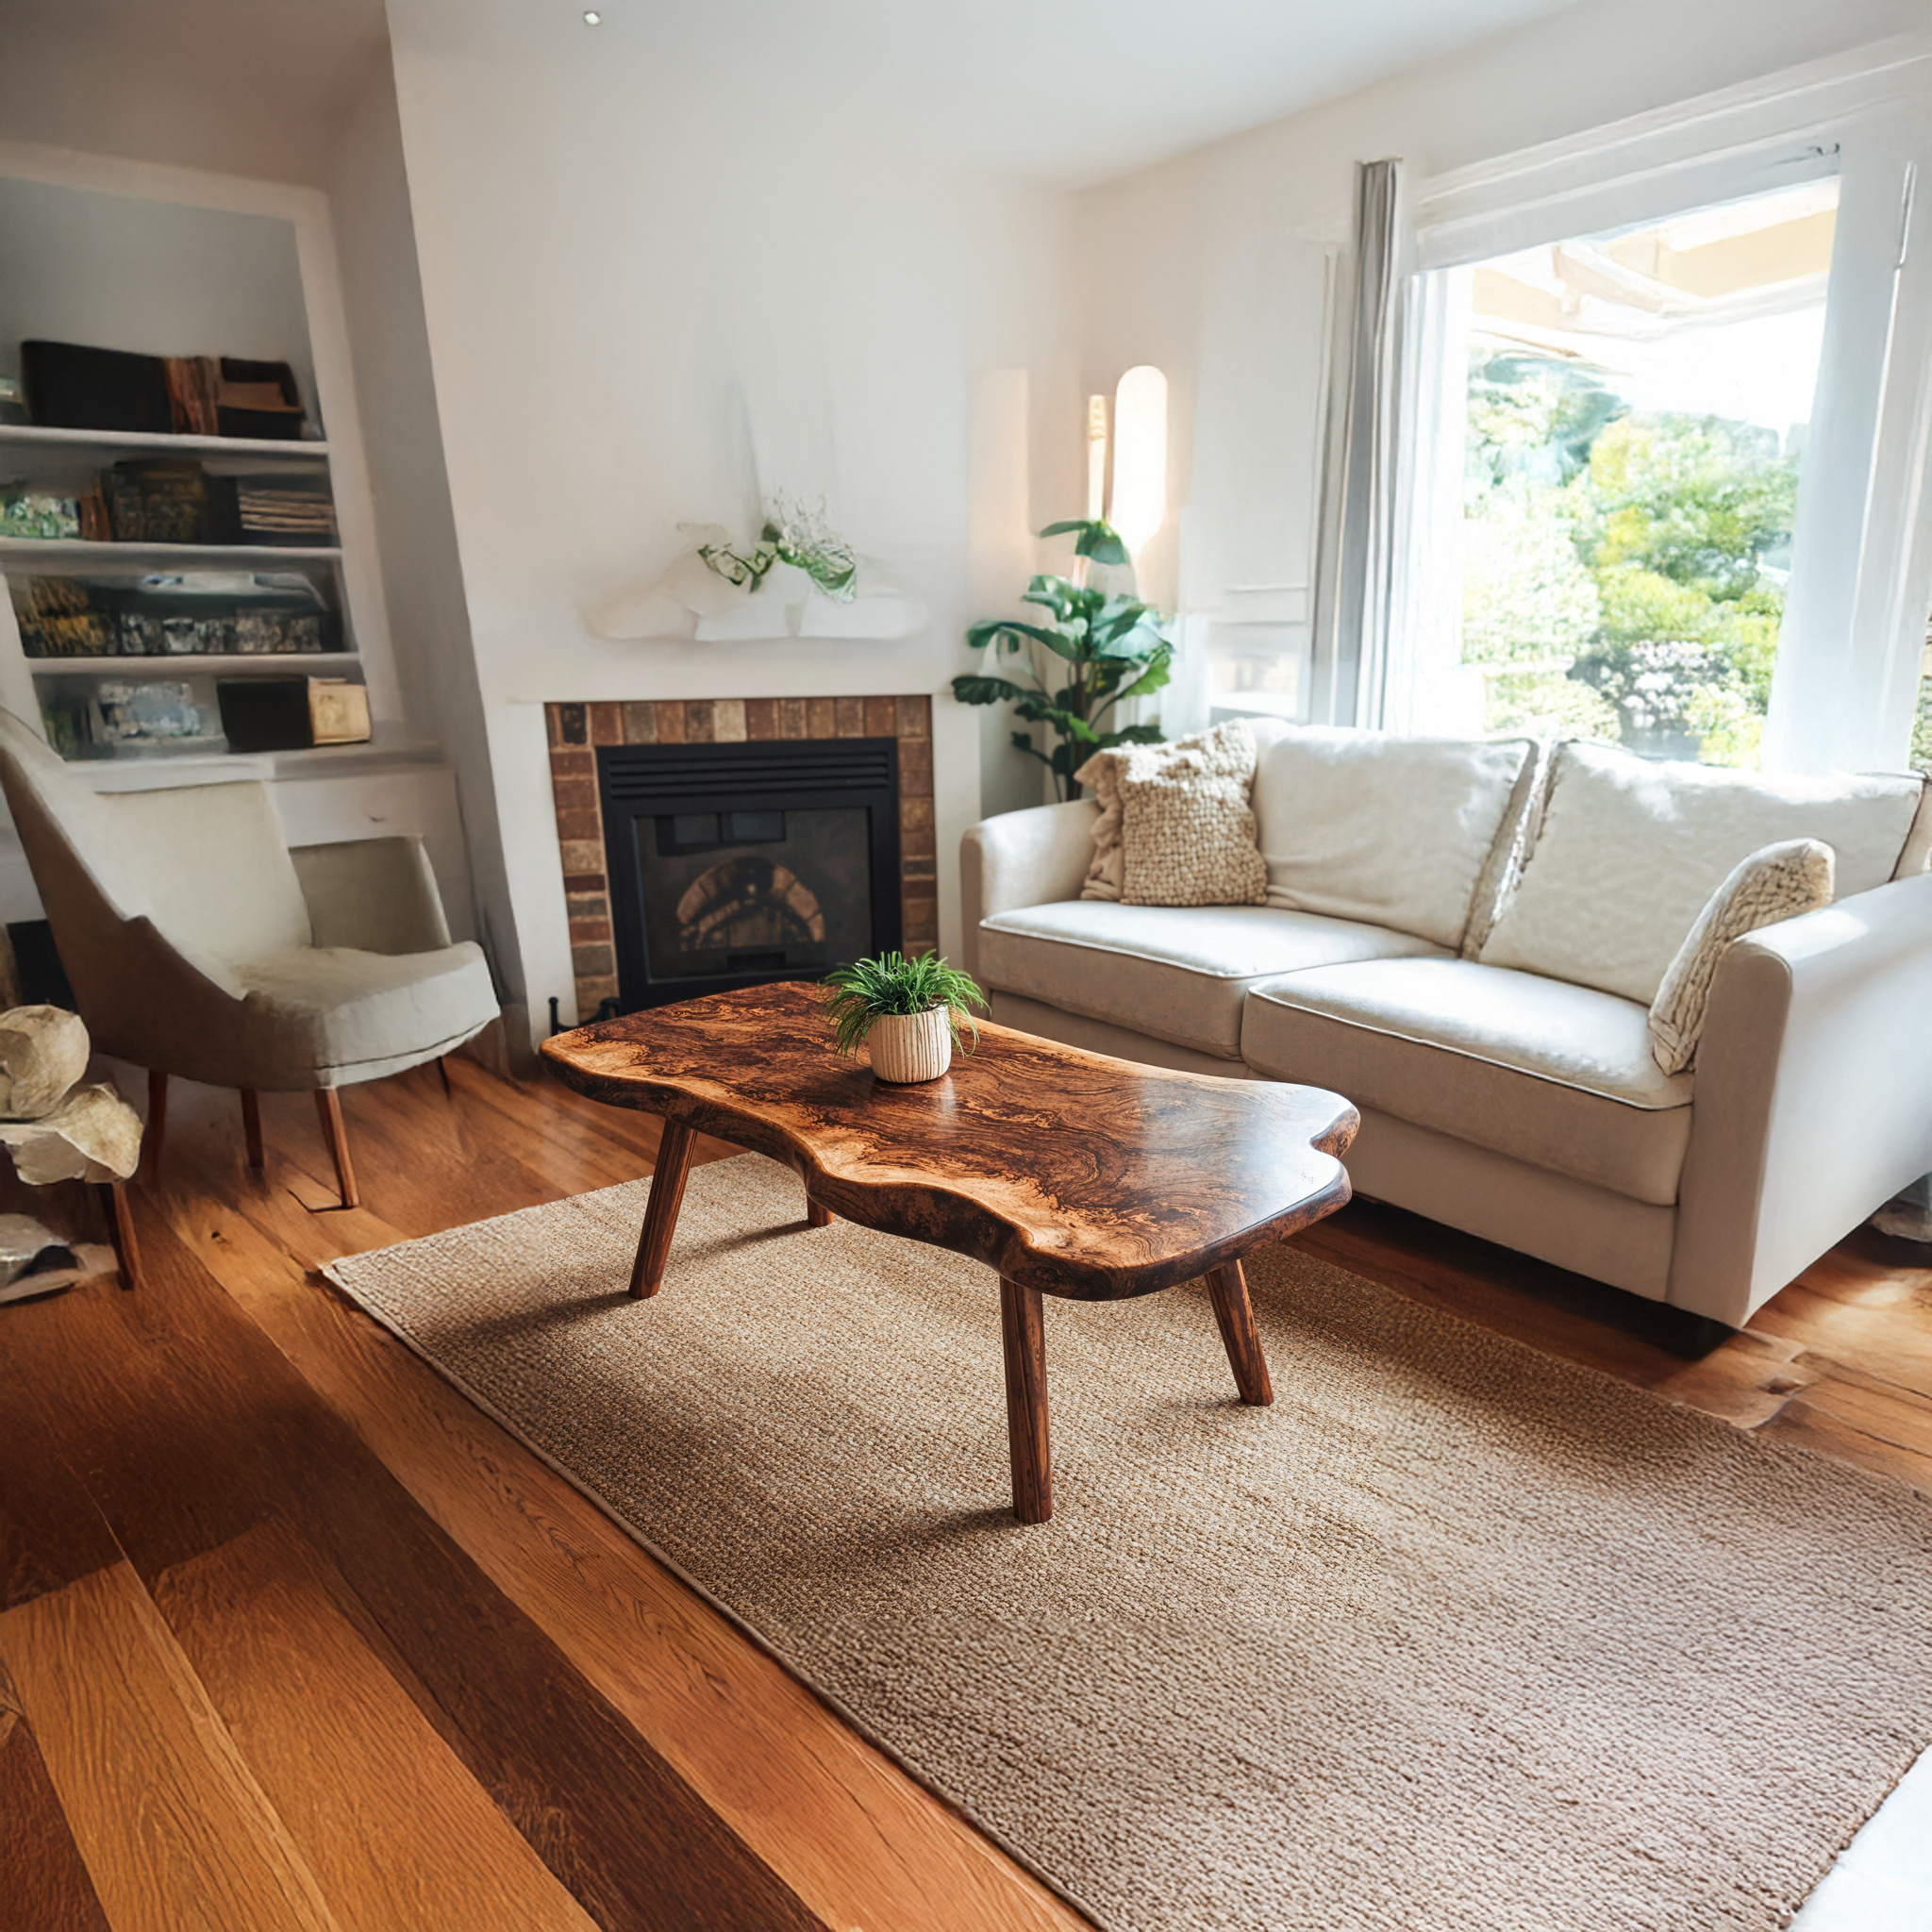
[328,1155,1932,1932]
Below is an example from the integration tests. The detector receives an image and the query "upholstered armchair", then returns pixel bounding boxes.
[0,708,498,1205]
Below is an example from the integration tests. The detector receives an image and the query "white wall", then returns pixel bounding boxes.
[1071,0,1932,695]
[324,51,523,1001]
[382,3,1074,1041]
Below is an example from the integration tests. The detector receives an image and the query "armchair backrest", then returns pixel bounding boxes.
[0,709,312,986]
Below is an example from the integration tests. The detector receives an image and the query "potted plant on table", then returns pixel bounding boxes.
[821,952,988,1084]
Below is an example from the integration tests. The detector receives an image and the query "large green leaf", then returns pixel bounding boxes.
[965,618,1073,656]
[1011,692,1069,724]
[1112,645,1174,702]
[1097,722,1166,748]
[1039,517,1132,567]
[951,674,1032,707]
[1009,731,1052,766]
[1020,575,1079,619]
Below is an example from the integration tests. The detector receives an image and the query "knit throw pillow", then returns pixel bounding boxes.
[1075,749,1126,901]
[1070,721,1265,908]
[1648,838,1834,1074]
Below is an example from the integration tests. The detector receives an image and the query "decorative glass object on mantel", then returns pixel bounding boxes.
[582,492,928,643]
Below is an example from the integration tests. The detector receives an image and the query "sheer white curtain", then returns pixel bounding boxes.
[1377,265,1473,734]
[1308,158,1401,727]
[1309,162,1473,734]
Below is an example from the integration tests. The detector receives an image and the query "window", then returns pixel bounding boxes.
[1443,180,1838,765]
[1915,619,1932,770]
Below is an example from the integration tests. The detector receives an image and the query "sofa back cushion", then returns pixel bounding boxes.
[1250,725,1536,950]
[1478,741,1925,1004]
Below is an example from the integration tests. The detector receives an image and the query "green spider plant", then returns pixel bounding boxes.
[952,517,1173,800]
[820,952,989,1058]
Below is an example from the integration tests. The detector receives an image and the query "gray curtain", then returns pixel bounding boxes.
[1308,158,1402,727]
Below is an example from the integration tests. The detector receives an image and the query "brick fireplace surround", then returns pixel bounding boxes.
[546,695,939,1023]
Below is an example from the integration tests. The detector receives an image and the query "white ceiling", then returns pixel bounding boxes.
[399,0,1591,189]
[0,0,1587,192]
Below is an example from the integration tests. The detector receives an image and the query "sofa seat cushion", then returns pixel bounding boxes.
[978,902,1448,1058]
[1241,958,1693,1205]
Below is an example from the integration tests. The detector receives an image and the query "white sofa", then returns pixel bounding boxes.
[961,723,1932,1329]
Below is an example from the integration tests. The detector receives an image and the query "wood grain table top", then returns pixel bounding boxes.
[542,983,1357,1300]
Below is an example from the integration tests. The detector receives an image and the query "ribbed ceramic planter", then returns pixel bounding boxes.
[865,1006,954,1083]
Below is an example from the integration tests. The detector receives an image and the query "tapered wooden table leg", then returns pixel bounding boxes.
[1207,1258,1274,1407]
[1000,1277,1052,1524]
[629,1119,695,1299]
[806,1199,834,1227]
[96,1182,142,1292]
[239,1089,264,1172]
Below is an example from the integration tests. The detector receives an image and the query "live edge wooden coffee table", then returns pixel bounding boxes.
[542,982,1357,1524]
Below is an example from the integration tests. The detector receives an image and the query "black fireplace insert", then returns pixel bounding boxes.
[598,737,903,1010]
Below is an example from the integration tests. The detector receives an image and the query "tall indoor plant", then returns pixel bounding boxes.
[952,518,1172,800]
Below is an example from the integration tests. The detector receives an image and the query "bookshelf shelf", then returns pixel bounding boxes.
[26,652,360,675]
[0,424,330,489]
[0,539,342,569]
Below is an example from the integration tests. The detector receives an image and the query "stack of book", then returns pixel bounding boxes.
[7,579,115,658]
[104,460,210,543]
[20,341,313,441]
[162,357,222,436]
[236,480,338,545]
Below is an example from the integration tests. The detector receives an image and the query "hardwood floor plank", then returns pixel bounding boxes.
[152,1521,604,1932]
[1754,1360,1932,1490]
[199,1229,1094,1932]
[0,1563,339,1932]
[0,1352,125,1612]
[1748,1281,1932,1403]
[147,1091,1091,1932]
[3,1214,825,1932]
[0,1657,113,1932]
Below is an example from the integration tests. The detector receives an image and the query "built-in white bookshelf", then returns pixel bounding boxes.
[0,168,386,764]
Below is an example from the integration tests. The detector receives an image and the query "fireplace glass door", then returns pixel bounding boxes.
[599,738,902,1009]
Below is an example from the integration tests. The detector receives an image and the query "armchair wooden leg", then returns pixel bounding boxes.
[143,1069,168,1180]
[95,1181,142,1292]
[314,1089,359,1208]
[436,1055,454,1099]
[239,1089,264,1172]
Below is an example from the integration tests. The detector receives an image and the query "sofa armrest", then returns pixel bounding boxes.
[290,837,453,956]
[958,801,1098,983]
[1670,873,1932,1325]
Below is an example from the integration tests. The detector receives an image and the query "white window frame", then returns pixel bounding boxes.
[1399,34,1932,774]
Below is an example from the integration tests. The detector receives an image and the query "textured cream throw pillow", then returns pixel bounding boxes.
[1648,839,1834,1074]
[1076,751,1127,901]
[1074,721,1266,908]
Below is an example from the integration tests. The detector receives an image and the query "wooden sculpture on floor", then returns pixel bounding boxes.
[0,1003,143,1293]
